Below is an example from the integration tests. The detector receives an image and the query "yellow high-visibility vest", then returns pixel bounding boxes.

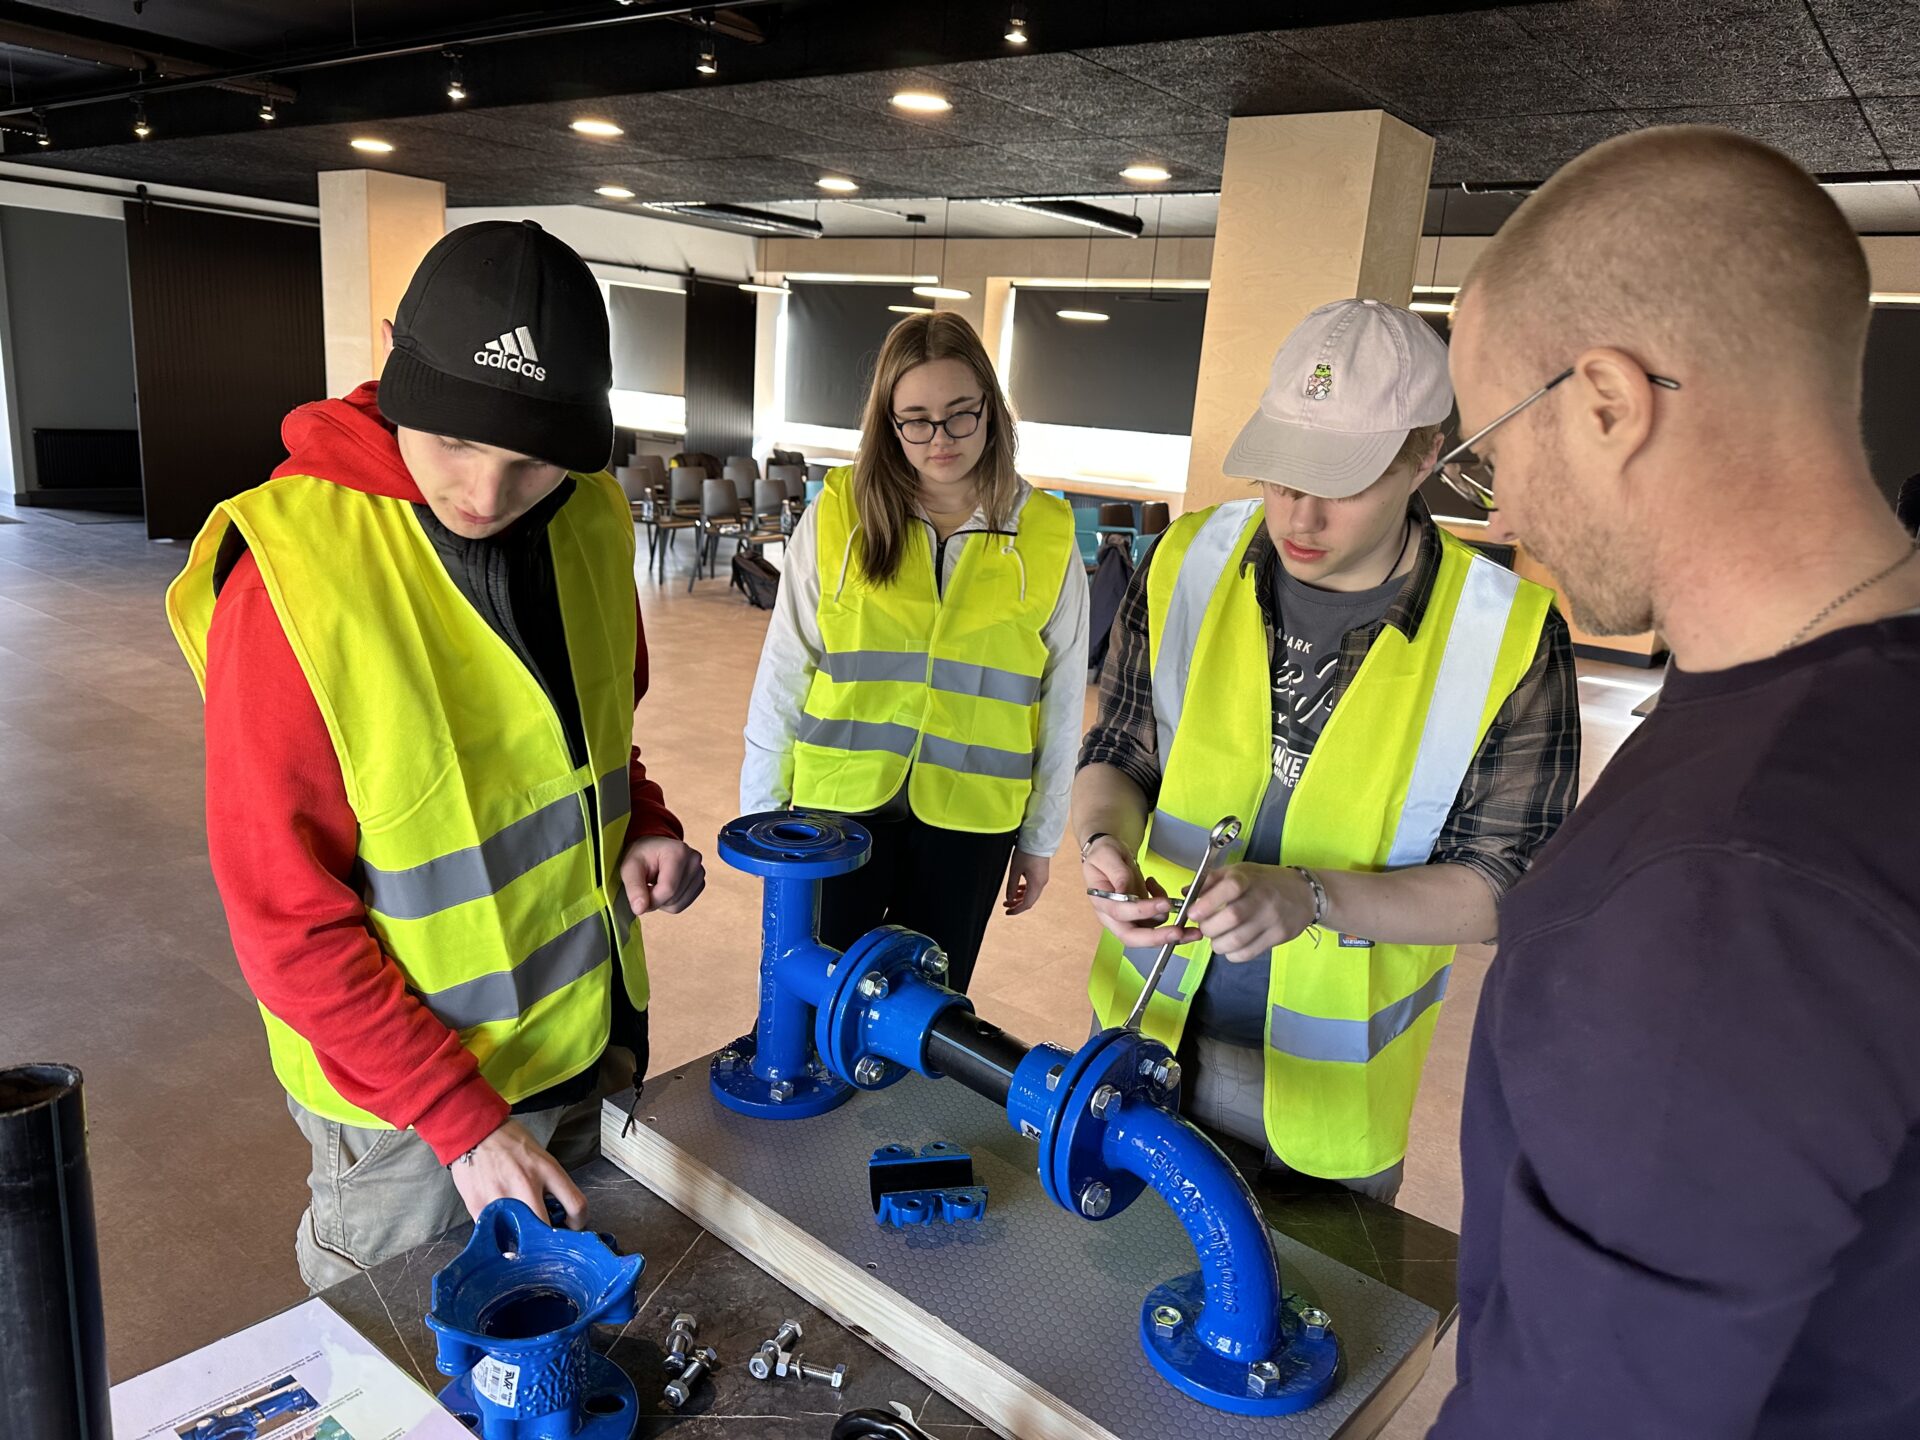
[791,467,1075,833]
[1088,499,1552,1177]
[167,470,646,1127]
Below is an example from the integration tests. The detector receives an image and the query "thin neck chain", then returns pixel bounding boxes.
[1783,545,1919,652]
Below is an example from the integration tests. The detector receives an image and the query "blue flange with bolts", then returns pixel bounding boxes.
[713,810,1341,1417]
[426,1199,645,1439]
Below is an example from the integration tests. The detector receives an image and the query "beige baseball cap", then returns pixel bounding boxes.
[1223,297,1452,499]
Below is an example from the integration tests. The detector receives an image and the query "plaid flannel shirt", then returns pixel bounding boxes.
[1078,501,1580,899]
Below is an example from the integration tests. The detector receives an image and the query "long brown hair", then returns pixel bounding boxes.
[851,311,1020,585]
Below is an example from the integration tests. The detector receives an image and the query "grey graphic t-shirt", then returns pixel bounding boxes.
[1189,559,1403,1043]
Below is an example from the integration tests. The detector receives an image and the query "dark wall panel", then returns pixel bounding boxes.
[1863,305,1920,505]
[785,281,922,429]
[610,283,685,396]
[683,277,755,460]
[123,203,324,541]
[1009,287,1207,436]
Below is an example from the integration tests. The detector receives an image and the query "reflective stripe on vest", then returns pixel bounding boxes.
[792,468,1073,833]
[1385,558,1521,868]
[1152,500,1260,774]
[1087,505,1554,1178]
[360,765,622,920]
[166,469,646,1128]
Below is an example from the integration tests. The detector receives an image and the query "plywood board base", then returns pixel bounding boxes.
[603,1057,1438,1440]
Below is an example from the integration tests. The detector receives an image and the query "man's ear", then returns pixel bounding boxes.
[380,319,395,358]
[1570,348,1656,457]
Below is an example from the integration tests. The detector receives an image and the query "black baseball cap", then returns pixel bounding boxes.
[378,220,613,474]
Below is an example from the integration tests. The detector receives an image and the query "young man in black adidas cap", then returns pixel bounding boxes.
[168,219,704,1289]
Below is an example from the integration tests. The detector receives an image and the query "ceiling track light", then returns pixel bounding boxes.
[984,197,1145,237]
[32,109,49,146]
[258,97,276,122]
[696,40,717,75]
[131,97,150,140]
[445,51,467,102]
[1004,2,1029,44]
[642,202,824,238]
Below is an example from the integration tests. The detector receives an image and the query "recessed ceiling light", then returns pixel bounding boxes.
[911,284,973,300]
[816,176,859,193]
[351,137,394,154]
[1120,164,1171,183]
[888,305,934,315]
[596,185,635,199]
[571,118,624,137]
[1057,309,1110,322]
[891,92,951,114]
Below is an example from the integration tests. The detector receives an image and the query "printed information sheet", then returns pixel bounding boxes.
[111,1297,472,1440]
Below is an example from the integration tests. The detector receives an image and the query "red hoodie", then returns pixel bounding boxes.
[204,382,681,1162]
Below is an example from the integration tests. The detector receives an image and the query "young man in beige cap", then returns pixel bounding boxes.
[1075,298,1579,1200]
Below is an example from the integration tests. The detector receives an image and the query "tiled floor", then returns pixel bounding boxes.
[0,501,1658,1434]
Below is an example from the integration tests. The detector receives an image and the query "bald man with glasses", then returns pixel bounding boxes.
[1433,127,1920,1439]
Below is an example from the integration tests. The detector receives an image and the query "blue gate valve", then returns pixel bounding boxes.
[712,811,1341,1416]
[426,1199,646,1439]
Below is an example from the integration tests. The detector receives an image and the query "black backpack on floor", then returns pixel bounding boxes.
[732,551,781,609]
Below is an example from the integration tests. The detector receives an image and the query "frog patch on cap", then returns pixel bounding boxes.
[1304,362,1333,401]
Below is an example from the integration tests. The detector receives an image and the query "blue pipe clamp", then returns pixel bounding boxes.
[713,811,1341,1416]
[426,1199,645,1439]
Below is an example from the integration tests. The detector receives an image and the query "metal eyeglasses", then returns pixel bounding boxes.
[892,405,985,445]
[1430,366,1682,513]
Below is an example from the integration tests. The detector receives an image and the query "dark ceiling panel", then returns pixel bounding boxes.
[677,83,955,152]
[1860,100,1920,169]
[988,134,1221,190]
[934,52,1228,137]
[1805,0,1920,99]
[1429,110,1643,183]
[1631,99,1890,173]
[1075,34,1385,118]
[1283,11,1620,123]
[1507,0,1850,108]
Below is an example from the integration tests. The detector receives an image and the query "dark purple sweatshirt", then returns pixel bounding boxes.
[1433,611,1920,1440]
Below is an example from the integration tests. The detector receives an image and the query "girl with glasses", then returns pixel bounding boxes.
[741,311,1090,992]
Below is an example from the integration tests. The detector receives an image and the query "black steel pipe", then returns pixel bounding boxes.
[926,1011,1033,1109]
[0,1064,111,1440]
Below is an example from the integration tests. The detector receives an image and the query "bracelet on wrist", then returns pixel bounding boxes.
[1080,831,1115,862]
[1292,865,1329,928]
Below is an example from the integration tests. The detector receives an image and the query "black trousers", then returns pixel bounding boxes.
[816,812,1018,994]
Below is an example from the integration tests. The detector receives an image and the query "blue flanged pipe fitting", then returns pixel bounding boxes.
[426,1199,646,1439]
[716,810,1340,1416]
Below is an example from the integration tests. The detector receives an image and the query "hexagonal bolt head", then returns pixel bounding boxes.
[664,1348,718,1408]
[771,1319,803,1350]
[791,1356,847,1389]
[857,972,889,1000]
[768,1079,796,1103]
[1044,1064,1064,1091]
[919,947,949,979]
[714,1050,738,1071]
[748,1342,779,1381]
[1299,1307,1332,1340]
[1078,1181,1112,1218]
[1247,1361,1282,1397]
[1152,1058,1182,1090]
[853,1056,887,1086]
[1151,1304,1183,1338]
[1088,1083,1121,1120]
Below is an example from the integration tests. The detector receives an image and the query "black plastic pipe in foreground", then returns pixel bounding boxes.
[926,1011,1034,1108]
[0,1064,111,1440]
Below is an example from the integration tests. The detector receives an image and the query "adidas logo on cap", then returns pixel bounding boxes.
[473,325,546,381]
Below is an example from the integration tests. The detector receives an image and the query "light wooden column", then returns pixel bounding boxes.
[1185,112,1434,511]
[318,170,446,397]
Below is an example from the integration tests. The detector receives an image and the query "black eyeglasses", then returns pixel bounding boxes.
[1431,365,1682,513]
[892,405,985,445]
